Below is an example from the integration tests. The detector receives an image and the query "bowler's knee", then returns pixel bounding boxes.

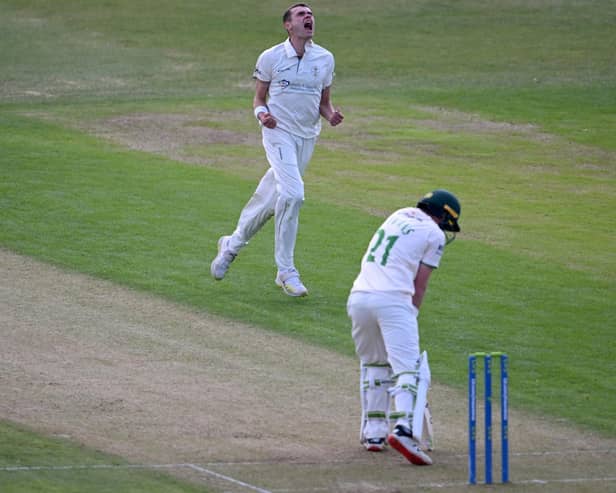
[279,191,305,210]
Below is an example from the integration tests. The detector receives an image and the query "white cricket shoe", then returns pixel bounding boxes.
[363,437,387,452]
[387,425,432,465]
[275,270,308,297]
[210,236,236,280]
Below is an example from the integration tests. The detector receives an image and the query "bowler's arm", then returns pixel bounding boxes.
[319,86,344,126]
[254,79,276,128]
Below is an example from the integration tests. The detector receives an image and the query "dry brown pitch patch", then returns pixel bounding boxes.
[2,249,615,492]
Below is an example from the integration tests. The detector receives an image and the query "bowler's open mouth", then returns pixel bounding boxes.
[304,21,313,30]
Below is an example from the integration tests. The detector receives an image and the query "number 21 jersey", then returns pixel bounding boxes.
[350,207,446,296]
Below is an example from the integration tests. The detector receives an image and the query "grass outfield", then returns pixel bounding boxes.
[0,422,210,493]
[1,0,615,491]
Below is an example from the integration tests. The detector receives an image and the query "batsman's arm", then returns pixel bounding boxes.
[412,263,435,310]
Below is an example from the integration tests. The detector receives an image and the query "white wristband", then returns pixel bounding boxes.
[254,105,268,121]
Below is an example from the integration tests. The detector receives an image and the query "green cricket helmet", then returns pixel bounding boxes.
[417,189,461,242]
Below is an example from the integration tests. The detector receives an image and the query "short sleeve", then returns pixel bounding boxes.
[253,50,272,82]
[323,54,335,87]
[421,228,446,269]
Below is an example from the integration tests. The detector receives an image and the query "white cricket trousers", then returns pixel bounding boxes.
[347,291,420,375]
[228,126,316,273]
[348,291,422,432]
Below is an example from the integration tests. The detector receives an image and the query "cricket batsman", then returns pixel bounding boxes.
[347,189,461,465]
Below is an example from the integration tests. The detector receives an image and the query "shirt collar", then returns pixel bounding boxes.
[284,38,313,58]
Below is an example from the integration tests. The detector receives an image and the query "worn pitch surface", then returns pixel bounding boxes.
[1,250,615,492]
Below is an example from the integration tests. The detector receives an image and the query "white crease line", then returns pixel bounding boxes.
[412,477,616,489]
[3,462,616,492]
[0,464,179,472]
[272,476,616,492]
[7,446,606,472]
[513,448,616,456]
[519,477,616,485]
[0,463,272,493]
[185,463,272,493]
[195,447,616,467]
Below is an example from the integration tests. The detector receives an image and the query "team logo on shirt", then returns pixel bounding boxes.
[278,79,290,88]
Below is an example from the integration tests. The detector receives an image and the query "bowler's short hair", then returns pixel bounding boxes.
[283,3,311,23]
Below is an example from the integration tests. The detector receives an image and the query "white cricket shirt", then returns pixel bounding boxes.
[253,39,335,139]
[351,208,446,295]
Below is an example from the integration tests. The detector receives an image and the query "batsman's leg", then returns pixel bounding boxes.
[360,363,392,451]
[388,367,433,465]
